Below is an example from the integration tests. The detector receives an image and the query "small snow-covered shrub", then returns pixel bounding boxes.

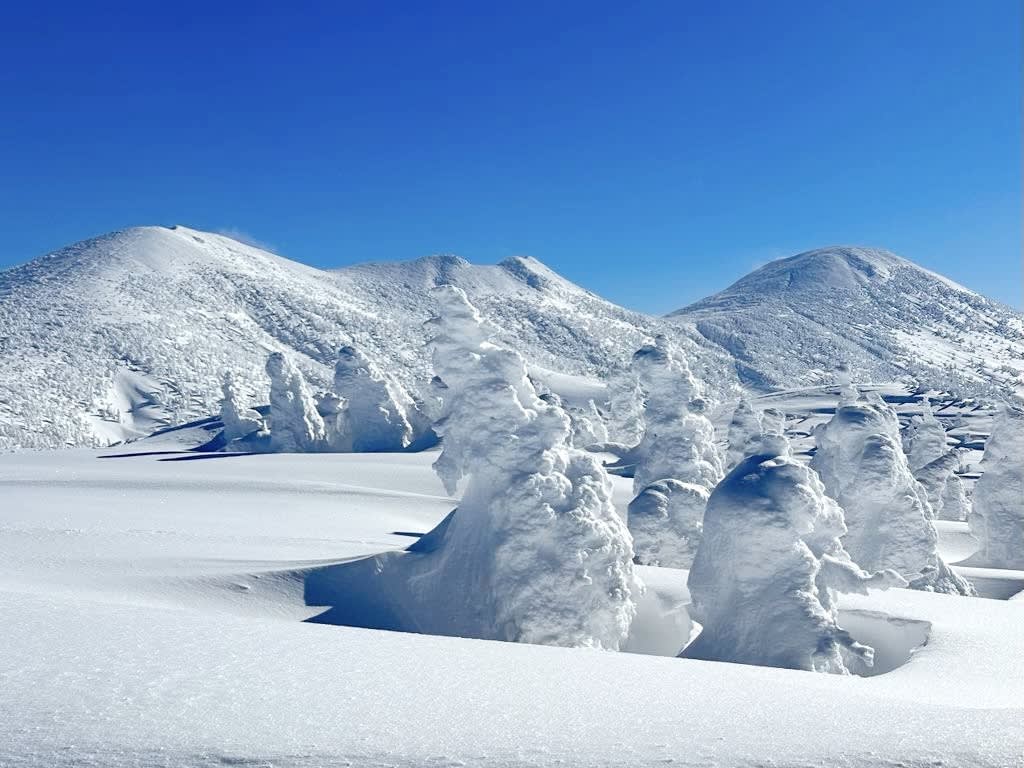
[219,371,263,443]
[684,450,905,673]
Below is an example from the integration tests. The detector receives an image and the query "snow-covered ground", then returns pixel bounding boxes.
[3,445,1022,767]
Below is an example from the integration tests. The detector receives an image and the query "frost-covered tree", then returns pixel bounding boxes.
[811,400,973,595]
[332,345,415,452]
[684,450,905,673]
[628,479,708,568]
[266,352,326,453]
[968,399,1024,568]
[725,398,762,471]
[606,368,645,446]
[914,449,968,521]
[631,336,724,494]
[568,399,610,448]
[315,391,352,452]
[903,399,948,472]
[219,371,263,443]
[835,362,858,404]
[384,285,641,648]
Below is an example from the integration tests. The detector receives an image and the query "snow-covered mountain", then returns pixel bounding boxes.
[0,225,734,451]
[669,246,1024,395]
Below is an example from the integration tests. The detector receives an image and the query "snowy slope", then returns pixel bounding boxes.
[669,246,1024,395]
[2,447,1022,767]
[0,226,734,451]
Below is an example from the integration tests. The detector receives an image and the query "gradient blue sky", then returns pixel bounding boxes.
[1,1,1020,312]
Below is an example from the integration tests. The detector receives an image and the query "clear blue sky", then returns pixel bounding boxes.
[1,1,1020,311]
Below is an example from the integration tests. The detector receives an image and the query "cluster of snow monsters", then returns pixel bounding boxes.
[218,346,420,454]
[220,291,1018,675]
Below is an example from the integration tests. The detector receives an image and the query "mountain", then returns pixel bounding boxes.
[0,225,735,451]
[669,246,1024,396]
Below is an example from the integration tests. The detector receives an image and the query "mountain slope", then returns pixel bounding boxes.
[0,226,734,451]
[669,246,1024,395]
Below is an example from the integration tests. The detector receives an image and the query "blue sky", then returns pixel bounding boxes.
[1,1,1019,311]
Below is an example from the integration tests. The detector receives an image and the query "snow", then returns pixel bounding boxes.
[671,246,1024,397]
[0,225,737,452]
[2,446,1023,767]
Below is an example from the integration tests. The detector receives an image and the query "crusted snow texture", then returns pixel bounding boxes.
[632,336,724,494]
[265,352,326,453]
[332,345,415,452]
[903,400,949,472]
[410,284,640,649]
[914,449,966,521]
[628,479,709,568]
[218,372,263,443]
[684,451,905,673]
[811,401,973,595]
[968,399,1024,568]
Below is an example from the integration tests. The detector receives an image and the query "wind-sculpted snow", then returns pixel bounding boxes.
[0,225,736,451]
[811,400,973,595]
[968,399,1024,569]
[670,246,1024,397]
[684,450,905,673]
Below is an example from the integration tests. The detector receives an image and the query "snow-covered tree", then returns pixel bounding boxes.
[265,352,326,453]
[914,449,968,521]
[903,399,948,472]
[968,399,1024,568]
[332,345,415,452]
[811,400,973,595]
[683,450,905,673]
[606,368,645,446]
[631,336,724,494]
[383,285,641,648]
[725,398,762,471]
[315,391,352,452]
[628,479,708,568]
[568,399,609,448]
[218,371,263,443]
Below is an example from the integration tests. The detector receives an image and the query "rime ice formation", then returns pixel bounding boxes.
[332,346,416,452]
[683,451,905,673]
[914,449,968,521]
[606,369,645,446]
[218,372,263,443]
[811,400,973,595]
[968,399,1024,569]
[628,479,708,568]
[315,391,353,452]
[337,285,640,649]
[265,353,326,453]
[567,400,610,448]
[903,400,949,472]
[725,399,763,471]
[631,336,724,494]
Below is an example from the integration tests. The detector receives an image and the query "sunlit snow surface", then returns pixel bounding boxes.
[2,439,1022,767]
